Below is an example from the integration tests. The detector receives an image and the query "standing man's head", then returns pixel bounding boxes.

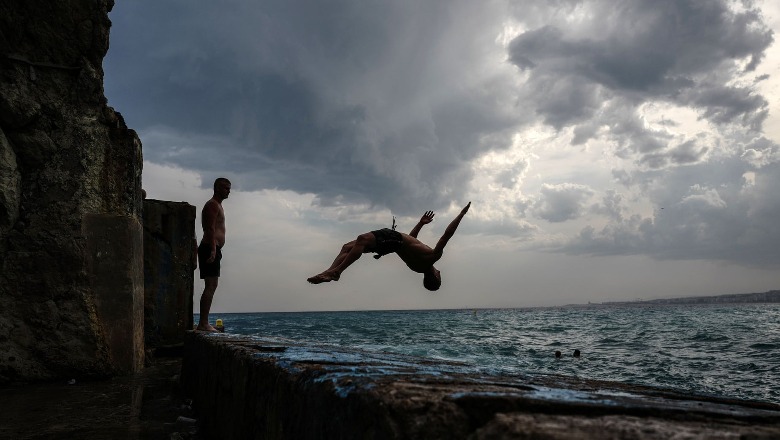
[213,177,231,201]
[423,267,441,291]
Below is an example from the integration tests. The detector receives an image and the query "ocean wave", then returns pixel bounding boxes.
[689,332,730,342]
[212,304,780,404]
[749,342,780,350]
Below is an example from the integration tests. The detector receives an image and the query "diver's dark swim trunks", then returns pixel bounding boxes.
[369,228,404,259]
[198,243,222,279]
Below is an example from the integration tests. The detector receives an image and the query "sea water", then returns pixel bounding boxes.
[200,304,780,404]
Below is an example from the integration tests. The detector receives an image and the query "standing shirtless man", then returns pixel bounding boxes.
[307,202,471,291]
[196,177,231,331]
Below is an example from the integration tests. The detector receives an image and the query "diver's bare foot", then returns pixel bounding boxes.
[196,324,218,332]
[307,271,340,284]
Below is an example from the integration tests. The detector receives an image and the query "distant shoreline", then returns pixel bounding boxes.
[204,290,780,315]
[580,289,780,307]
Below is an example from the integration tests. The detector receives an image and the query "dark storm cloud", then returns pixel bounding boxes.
[510,1,772,90]
[683,84,769,129]
[507,0,773,164]
[104,0,780,269]
[637,139,709,169]
[105,0,519,214]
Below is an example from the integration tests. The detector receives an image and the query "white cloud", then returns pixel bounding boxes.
[534,183,595,223]
[679,186,728,210]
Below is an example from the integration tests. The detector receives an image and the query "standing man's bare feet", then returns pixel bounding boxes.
[196,324,218,332]
[307,271,340,284]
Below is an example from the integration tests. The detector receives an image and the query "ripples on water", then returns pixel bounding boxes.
[214,304,780,404]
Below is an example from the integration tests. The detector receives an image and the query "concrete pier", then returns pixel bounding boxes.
[182,332,780,439]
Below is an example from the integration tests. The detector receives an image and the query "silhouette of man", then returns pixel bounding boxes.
[307,202,471,291]
[196,177,231,331]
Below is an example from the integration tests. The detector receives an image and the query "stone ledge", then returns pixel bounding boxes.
[182,332,780,439]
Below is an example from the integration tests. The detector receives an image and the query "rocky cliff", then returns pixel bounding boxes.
[0,0,144,382]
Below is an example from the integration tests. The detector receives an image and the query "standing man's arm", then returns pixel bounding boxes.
[192,236,198,270]
[201,200,220,263]
[433,202,471,254]
[409,211,435,238]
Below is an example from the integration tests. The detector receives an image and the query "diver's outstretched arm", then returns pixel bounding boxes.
[409,210,434,238]
[433,202,470,254]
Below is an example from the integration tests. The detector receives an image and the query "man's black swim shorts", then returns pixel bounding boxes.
[370,228,404,258]
[198,242,222,279]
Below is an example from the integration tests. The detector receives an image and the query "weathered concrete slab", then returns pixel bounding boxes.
[83,214,145,374]
[183,332,780,439]
[143,199,197,351]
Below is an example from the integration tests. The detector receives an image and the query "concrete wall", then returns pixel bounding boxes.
[183,333,413,439]
[143,200,197,350]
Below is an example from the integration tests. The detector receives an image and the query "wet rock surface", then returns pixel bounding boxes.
[184,332,780,439]
[0,357,198,440]
[2,335,778,439]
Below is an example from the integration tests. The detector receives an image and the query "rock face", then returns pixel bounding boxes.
[0,0,144,382]
[183,333,780,440]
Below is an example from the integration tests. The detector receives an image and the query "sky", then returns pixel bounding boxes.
[104,0,780,313]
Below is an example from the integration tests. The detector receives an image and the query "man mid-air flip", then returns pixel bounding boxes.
[307,202,471,291]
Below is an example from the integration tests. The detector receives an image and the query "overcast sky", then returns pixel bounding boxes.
[104,0,780,313]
